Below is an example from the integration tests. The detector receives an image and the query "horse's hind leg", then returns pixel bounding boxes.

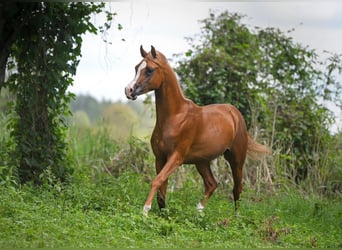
[195,161,217,211]
[224,149,246,212]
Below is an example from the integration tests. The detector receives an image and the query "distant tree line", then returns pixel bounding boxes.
[70,94,154,139]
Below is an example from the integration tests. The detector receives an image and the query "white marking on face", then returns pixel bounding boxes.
[126,60,147,90]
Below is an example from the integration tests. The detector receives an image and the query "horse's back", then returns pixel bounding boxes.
[202,103,240,116]
[201,103,242,127]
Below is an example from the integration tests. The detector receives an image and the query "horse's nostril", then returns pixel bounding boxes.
[125,86,133,98]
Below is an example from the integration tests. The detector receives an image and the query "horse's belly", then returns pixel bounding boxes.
[184,141,229,164]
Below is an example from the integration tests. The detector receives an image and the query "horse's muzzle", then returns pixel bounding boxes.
[125,86,137,100]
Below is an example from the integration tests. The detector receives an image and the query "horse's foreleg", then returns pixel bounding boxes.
[155,158,168,210]
[195,161,217,211]
[143,153,183,216]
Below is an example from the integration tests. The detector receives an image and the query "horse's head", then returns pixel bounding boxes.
[125,45,165,100]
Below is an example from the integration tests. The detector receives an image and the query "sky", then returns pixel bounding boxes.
[69,1,342,131]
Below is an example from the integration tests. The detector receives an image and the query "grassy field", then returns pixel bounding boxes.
[0,170,341,248]
[0,124,341,248]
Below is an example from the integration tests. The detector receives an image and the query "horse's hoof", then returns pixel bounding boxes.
[197,202,205,212]
[143,204,151,216]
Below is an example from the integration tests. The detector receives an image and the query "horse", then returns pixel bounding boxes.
[125,45,271,216]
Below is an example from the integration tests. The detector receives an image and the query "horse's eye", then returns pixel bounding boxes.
[146,67,154,76]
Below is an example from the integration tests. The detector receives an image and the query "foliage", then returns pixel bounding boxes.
[67,125,121,184]
[110,135,154,178]
[176,11,341,186]
[177,12,259,126]
[0,88,13,113]
[0,113,16,186]
[256,27,337,182]
[2,3,117,184]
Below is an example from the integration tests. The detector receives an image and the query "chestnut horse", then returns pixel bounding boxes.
[125,46,270,216]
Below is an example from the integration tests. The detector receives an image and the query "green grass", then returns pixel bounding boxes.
[0,171,341,248]
[0,123,341,247]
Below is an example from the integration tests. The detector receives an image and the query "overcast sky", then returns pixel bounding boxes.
[69,1,342,130]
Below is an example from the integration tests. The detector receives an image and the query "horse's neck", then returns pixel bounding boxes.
[155,67,187,121]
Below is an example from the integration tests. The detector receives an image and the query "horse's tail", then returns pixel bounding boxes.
[247,133,272,160]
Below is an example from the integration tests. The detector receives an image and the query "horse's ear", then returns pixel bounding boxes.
[151,45,157,58]
[140,45,147,58]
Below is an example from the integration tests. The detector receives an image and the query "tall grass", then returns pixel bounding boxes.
[1,109,340,199]
[244,123,342,199]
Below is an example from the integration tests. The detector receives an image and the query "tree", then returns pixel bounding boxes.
[176,11,341,184]
[177,12,259,126]
[256,27,338,181]
[0,2,117,184]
